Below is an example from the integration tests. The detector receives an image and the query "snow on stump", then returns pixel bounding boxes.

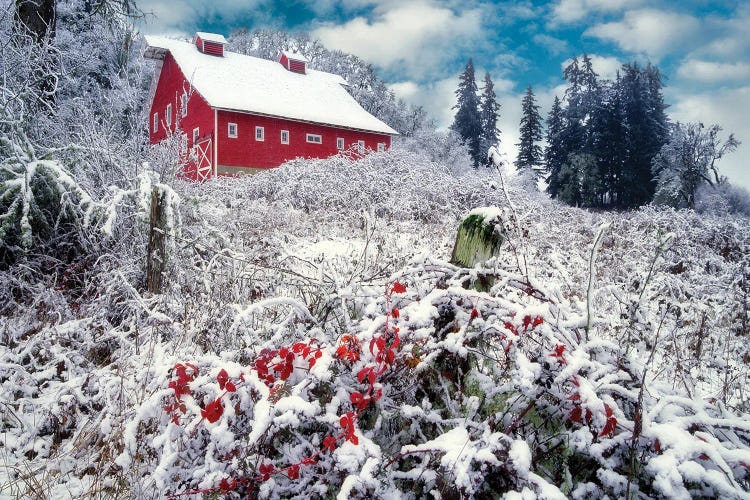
[450,207,505,267]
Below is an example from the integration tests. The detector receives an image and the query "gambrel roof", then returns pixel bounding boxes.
[144,36,398,136]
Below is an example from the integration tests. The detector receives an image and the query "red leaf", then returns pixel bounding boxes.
[287,464,300,480]
[532,316,544,327]
[259,462,275,481]
[391,307,400,318]
[470,308,479,319]
[391,282,407,294]
[302,456,318,465]
[569,406,583,424]
[568,393,581,401]
[350,392,363,405]
[225,381,236,393]
[654,439,661,453]
[599,415,617,438]
[348,434,359,445]
[323,435,337,452]
[201,399,224,424]
[219,478,236,492]
[523,315,532,330]
[217,369,229,390]
[308,358,317,369]
[699,453,709,461]
[315,350,322,359]
[357,368,370,384]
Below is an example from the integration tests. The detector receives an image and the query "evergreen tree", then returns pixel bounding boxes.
[515,86,543,172]
[618,62,669,208]
[451,58,482,167]
[479,72,500,166]
[545,96,565,198]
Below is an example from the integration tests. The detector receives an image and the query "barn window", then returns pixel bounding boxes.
[377,143,385,152]
[255,126,264,141]
[193,127,199,143]
[357,140,365,152]
[153,112,158,133]
[166,103,172,127]
[336,137,344,150]
[306,133,322,144]
[228,122,238,138]
[180,93,188,117]
[281,130,289,144]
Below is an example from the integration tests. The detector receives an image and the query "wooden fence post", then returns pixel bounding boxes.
[147,186,168,294]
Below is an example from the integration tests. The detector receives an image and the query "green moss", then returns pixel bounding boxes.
[450,213,505,268]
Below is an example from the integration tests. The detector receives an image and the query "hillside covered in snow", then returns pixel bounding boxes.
[2,148,750,498]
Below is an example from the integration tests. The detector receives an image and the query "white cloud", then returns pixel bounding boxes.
[312,2,483,78]
[668,86,750,190]
[137,0,267,34]
[550,0,639,24]
[585,9,699,59]
[677,60,750,84]
[389,77,458,129]
[533,33,569,56]
[561,54,622,81]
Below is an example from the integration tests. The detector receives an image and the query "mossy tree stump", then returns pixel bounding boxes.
[450,207,505,268]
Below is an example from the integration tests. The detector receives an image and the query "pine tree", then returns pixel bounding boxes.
[545,96,565,198]
[619,62,669,208]
[479,72,500,166]
[515,86,544,172]
[451,59,482,167]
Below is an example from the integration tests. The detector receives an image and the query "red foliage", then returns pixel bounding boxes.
[201,399,224,424]
[390,281,407,294]
[598,404,618,438]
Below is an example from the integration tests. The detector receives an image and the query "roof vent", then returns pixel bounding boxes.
[280,50,308,74]
[195,32,227,57]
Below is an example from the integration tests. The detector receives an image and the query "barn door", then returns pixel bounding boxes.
[194,137,213,181]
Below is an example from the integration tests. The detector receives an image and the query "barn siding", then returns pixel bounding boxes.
[216,110,392,173]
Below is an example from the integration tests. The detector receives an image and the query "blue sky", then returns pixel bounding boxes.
[137,0,750,189]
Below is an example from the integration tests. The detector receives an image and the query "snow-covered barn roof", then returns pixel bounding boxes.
[144,36,398,136]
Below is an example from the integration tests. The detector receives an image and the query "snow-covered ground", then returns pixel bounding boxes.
[2,149,749,498]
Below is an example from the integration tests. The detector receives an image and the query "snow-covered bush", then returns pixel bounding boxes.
[695,182,750,217]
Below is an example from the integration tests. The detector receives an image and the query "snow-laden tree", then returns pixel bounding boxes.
[479,72,500,166]
[544,96,565,196]
[451,58,482,167]
[515,86,543,173]
[652,122,740,209]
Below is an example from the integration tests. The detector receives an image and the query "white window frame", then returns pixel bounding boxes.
[357,140,365,152]
[166,103,172,127]
[228,122,238,138]
[153,112,158,133]
[281,130,289,144]
[193,127,200,144]
[306,133,322,144]
[255,126,265,142]
[180,93,188,117]
[336,137,344,150]
[377,142,385,152]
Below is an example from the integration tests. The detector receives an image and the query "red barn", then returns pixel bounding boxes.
[143,32,398,181]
